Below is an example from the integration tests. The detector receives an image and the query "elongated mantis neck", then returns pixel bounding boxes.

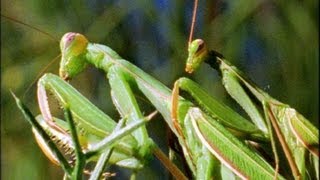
[85,43,122,72]
[216,57,278,104]
[214,54,279,104]
[186,39,277,104]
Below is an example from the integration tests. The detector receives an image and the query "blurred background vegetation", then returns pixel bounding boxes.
[1,0,318,179]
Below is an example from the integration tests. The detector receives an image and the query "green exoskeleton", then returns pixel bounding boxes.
[14,31,318,179]
[172,38,319,179]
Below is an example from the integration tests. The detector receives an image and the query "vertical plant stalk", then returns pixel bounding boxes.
[63,105,86,179]
[12,92,72,175]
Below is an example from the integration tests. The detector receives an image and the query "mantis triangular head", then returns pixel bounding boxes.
[59,32,88,80]
[186,39,209,73]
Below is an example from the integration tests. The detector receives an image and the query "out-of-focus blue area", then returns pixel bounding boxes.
[1,0,318,179]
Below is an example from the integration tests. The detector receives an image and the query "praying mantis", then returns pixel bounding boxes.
[1,0,318,179]
[13,32,319,179]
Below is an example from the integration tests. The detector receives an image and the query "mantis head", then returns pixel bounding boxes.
[59,32,89,80]
[185,39,208,73]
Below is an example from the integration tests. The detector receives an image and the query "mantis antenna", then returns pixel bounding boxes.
[1,13,59,42]
[188,0,199,45]
[23,54,61,99]
[1,14,61,99]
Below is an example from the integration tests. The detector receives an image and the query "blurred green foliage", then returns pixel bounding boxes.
[1,0,318,179]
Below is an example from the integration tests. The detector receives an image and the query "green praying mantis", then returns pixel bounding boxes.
[5,1,318,179]
[13,30,319,179]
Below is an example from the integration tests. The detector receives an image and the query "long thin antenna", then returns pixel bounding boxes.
[1,13,61,98]
[1,13,59,43]
[188,0,199,45]
[22,54,61,99]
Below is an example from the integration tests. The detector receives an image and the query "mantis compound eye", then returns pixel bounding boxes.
[60,32,77,51]
[195,39,205,54]
[63,33,76,49]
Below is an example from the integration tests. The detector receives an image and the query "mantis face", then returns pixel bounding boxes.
[185,39,208,73]
[59,32,89,80]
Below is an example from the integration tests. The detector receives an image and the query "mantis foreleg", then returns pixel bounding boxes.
[171,78,284,179]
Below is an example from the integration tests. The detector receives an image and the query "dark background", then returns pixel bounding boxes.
[1,0,318,179]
